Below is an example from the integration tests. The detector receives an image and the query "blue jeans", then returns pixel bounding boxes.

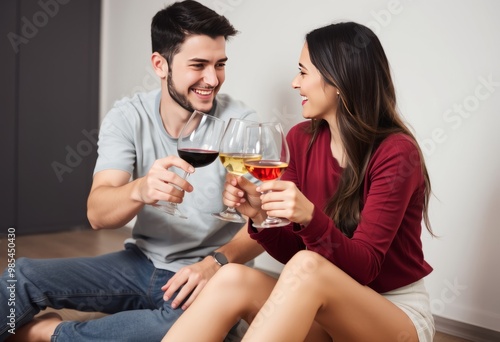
[0,243,240,341]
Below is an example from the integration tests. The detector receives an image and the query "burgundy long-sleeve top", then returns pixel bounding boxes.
[249,122,432,293]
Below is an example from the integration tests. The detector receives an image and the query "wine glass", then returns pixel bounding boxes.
[244,122,290,228]
[211,118,261,223]
[154,110,225,219]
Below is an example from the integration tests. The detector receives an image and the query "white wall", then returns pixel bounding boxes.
[101,0,500,332]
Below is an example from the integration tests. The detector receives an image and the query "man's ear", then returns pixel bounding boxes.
[151,52,168,78]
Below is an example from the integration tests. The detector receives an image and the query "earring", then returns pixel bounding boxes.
[337,91,340,95]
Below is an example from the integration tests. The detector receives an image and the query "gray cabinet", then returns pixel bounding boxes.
[0,0,101,234]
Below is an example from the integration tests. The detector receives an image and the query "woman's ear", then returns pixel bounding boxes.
[151,52,168,78]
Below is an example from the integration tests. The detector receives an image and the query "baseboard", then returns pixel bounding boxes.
[434,315,500,342]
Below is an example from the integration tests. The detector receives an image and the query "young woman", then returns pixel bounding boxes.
[162,21,435,342]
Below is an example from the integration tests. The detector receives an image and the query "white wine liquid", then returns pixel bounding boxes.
[219,153,262,175]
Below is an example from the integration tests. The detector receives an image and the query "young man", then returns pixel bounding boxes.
[0,1,262,341]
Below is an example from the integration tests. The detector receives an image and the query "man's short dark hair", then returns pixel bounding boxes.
[151,0,238,64]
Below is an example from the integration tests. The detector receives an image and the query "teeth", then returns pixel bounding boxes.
[301,96,308,101]
[193,88,213,96]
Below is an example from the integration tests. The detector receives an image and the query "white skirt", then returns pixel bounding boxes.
[382,278,435,342]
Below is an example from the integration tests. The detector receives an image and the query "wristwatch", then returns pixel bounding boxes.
[211,251,228,267]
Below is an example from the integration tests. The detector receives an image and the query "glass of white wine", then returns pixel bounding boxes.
[212,118,261,223]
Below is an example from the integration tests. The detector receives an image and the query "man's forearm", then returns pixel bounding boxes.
[87,180,144,229]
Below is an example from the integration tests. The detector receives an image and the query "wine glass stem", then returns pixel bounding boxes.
[262,190,282,223]
[176,171,190,195]
[224,172,244,215]
[169,171,190,207]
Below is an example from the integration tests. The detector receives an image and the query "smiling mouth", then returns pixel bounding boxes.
[192,88,214,96]
[301,95,308,105]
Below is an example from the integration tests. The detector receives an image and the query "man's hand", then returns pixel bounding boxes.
[161,256,219,310]
[88,155,195,229]
[133,156,195,205]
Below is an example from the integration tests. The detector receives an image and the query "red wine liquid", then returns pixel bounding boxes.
[178,148,219,168]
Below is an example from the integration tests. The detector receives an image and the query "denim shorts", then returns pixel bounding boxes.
[382,278,435,342]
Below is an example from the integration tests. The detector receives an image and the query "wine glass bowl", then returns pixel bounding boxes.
[244,122,290,228]
[154,110,225,218]
[212,118,261,223]
[243,160,287,181]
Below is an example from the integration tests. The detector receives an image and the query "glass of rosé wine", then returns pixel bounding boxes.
[244,122,290,228]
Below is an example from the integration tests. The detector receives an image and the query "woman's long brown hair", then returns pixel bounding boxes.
[305,22,434,238]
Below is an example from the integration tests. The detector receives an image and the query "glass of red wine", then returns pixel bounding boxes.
[154,110,225,219]
[244,122,290,228]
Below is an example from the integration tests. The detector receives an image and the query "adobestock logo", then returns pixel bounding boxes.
[119,64,160,101]
[248,251,319,334]
[7,0,71,54]
[341,0,410,59]
[51,128,98,183]
[365,0,406,35]
[422,75,499,157]
[430,277,468,314]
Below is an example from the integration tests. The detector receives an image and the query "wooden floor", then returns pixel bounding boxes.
[1,227,472,341]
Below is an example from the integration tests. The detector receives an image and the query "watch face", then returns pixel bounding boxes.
[214,252,228,266]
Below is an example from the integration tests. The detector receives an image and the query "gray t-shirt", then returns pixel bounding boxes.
[94,89,258,271]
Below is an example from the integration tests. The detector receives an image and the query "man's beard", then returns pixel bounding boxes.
[167,70,214,113]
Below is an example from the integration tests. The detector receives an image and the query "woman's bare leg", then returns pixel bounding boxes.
[243,250,418,342]
[162,264,277,342]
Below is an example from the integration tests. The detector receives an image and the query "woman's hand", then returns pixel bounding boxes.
[257,180,314,226]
